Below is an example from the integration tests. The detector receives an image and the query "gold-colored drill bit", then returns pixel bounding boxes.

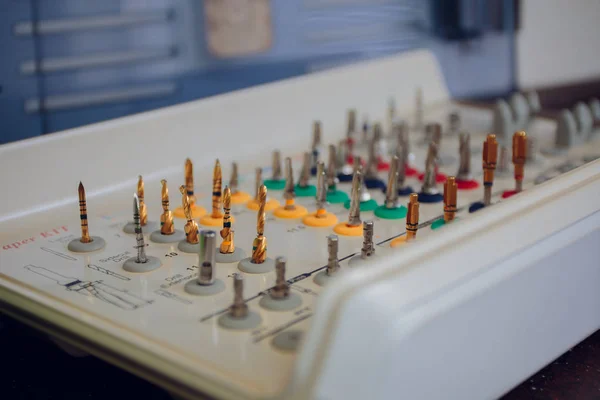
[220,186,235,254]
[483,134,498,206]
[512,131,527,192]
[443,176,457,223]
[251,185,267,264]
[211,159,223,219]
[137,176,148,226]
[406,193,420,241]
[180,185,199,244]
[184,158,196,206]
[160,179,175,235]
[78,182,92,243]
[230,162,239,194]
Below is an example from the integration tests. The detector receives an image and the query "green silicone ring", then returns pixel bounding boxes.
[373,205,407,219]
[263,179,286,190]
[295,185,317,197]
[326,190,349,204]
[343,198,378,211]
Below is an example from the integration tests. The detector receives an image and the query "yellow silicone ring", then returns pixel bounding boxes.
[200,214,235,227]
[246,198,280,211]
[390,236,409,248]
[231,191,251,205]
[273,204,308,219]
[333,222,363,236]
[302,211,338,227]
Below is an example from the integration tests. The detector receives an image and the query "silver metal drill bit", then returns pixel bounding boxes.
[395,122,409,189]
[384,155,399,208]
[361,220,375,259]
[312,121,322,151]
[421,142,440,195]
[456,133,472,181]
[283,157,296,209]
[254,167,263,201]
[347,109,357,138]
[348,168,362,227]
[272,150,282,181]
[133,194,147,264]
[299,152,311,188]
[415,87,423,132]
[448,112,460,135]
[431,123,442,146]
[229,273,248,318]
[337,139,347,169]
[365,136,378,178]
[270,256,290,299]
[198,230,216,286]
[230,162,239,194]
[326,144,337,189]
[326,235,340,276]
[362,116,370,144]
[316,161,327,211]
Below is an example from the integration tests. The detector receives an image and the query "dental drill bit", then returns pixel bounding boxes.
[133,194,147,263]
[220,186,235,254]
[198,230,217,286]
[361,220,375,259]
[483,134,498,206]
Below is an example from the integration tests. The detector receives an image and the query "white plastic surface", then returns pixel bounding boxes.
[1,49,599,400]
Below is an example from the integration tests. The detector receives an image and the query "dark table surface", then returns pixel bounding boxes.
[1,315,598,399]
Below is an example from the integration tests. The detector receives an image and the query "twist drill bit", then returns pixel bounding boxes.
[443,177,458,223]
[160,179,175,235]
[315,162,327,215]
[327,235,340,276]
[211,159,223,219]
[457,133,472,181]
[137,175,148,226]
[387,98,396,132]
[270,256,290,299]
[299,152,311,188]
[483,134,498,206]
[384,155,400,208]
[406,193,420,241]
[415,87,423,131]
[362,116,370,144]
[326,144,337,189]
[198,231,216,286]
[312,121,322,164]
[230,273,248,318]
[251,185,267,264]
[272,150,282,181]
[421,142,440,195]
[133,194,148,263]
[254,167,263,202]
[360,220,375,259]
[449,112,460,135]
[347,109,357,137]
[283,157,296,210]
[180,185,199,244]
[78,182,92,243]
[512,131,528,192]
[184,158,195,206]
[365,129,379,178]
[347,169,362,227]
[220,186,235,254]
[230,162,239,194]
[337,139,347,169]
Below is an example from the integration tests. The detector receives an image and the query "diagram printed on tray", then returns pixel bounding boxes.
[24,265,153,311]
